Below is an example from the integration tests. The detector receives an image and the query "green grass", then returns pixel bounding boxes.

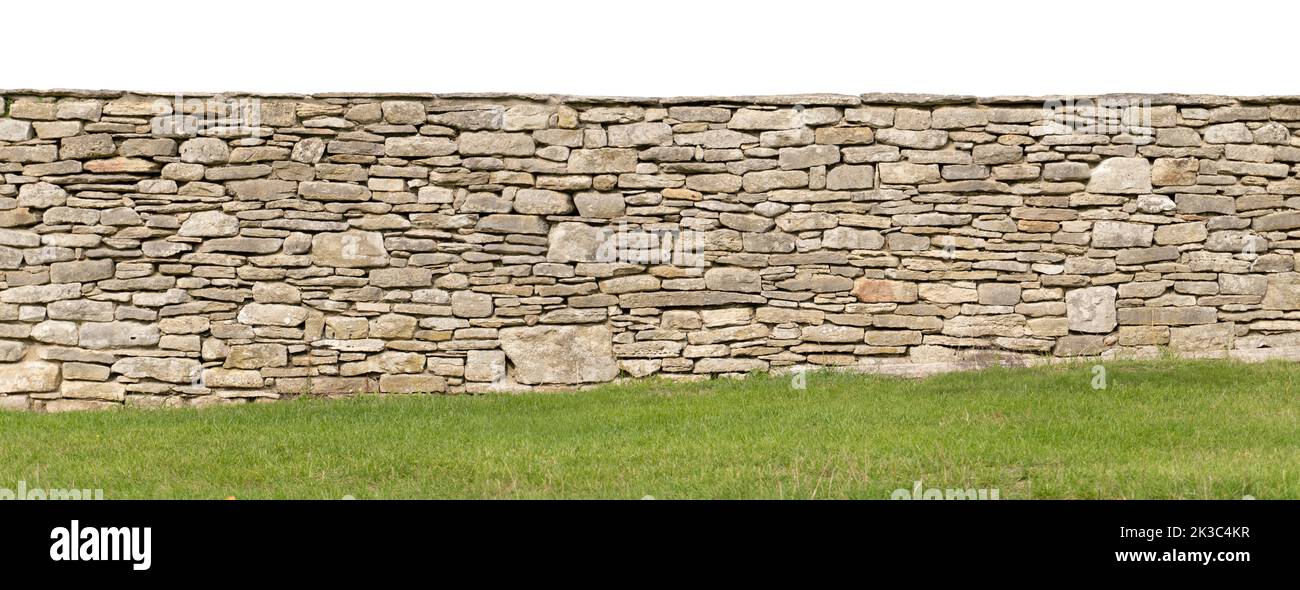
[1,359,1296,499]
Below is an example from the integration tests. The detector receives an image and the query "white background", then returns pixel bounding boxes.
[5,0,1294,96]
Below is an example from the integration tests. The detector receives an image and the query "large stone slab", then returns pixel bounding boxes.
[0,362,60,393]
[1086,157,1151,194]
[498,324,619,385]
[1066,286,1117,333]
[311,230,389,267]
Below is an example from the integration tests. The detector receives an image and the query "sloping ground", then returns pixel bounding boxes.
[0,359,1296,499]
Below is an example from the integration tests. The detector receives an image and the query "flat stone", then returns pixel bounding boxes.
[822,227,884,249]
[179,210,240,237]
[1091,220,1153,248]
[0,283,82,303]
[547,222,604,262]
[514,189,574,214]
[237,303,308,327]
[0,362,60,393]
[385,136,456,157]
[499,324,619,385]
[311,231,389,267]
[568,148,638,173]
[112,357,201,384]
[378,374,447,393]
[1066,286,1117,333]
[225,343,288,368]
[458,132,535,156]
[852,278,918,303]
[78,321,160,349]
[477,214,549,235]
[574,192,625,218]
[1086,157,1151,194]
[298,181,371,202]
[179,137,231,164]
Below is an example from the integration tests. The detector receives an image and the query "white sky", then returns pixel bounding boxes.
[4,0,1294,97]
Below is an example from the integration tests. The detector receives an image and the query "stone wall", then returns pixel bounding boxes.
[1,90,1299,411]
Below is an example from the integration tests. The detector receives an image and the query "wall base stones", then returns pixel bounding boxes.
[2,90,1300,410]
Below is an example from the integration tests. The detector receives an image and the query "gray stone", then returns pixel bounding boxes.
[78,322,160,349]
[0,119,34,142]
[1066,286,1116,333]
[179,137,231,164]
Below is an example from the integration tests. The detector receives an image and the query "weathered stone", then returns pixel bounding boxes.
[381,101,427,124]
[825,165,874,190]
[465,350,508,382]
[822,227,884,249]
[179,137,231,164]
[1066,286,1116,333]
[450,291,493,318]
[704,267,762,293]
[112,357,201,383]
[50,259,113,284]
[499,324,619,384]
[574,192,625,218]
[311,231,389,267]
[547,222,603,262]
[18,182,68,208]
[237,303,308,327]
[0,283,81,304]
[852,279,918,303]
[0,119,34,142]
[514,189,574,214]
[1091,220,1153,248]
[1086,157,1151,194]
[1169,323,1234,352]
[1151,157,1198,186]
[880,162,940,184]
[477,214,549,235]
[225,343,288,369]
[179,210,240,237]
[203,368,264,388]
[1154,222,1207,245]
[385,136,456,157]
[568,148,638,173]
[298,181,371,202]
[0,362,60,393]
[378,374,447,393]
[458,132,535,156]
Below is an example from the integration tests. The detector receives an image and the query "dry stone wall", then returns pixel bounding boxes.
[2,90,1300,411]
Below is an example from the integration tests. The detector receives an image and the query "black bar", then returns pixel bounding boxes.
[1,500,1288,580]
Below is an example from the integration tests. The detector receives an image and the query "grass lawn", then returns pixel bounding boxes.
[1,359,1296,499]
